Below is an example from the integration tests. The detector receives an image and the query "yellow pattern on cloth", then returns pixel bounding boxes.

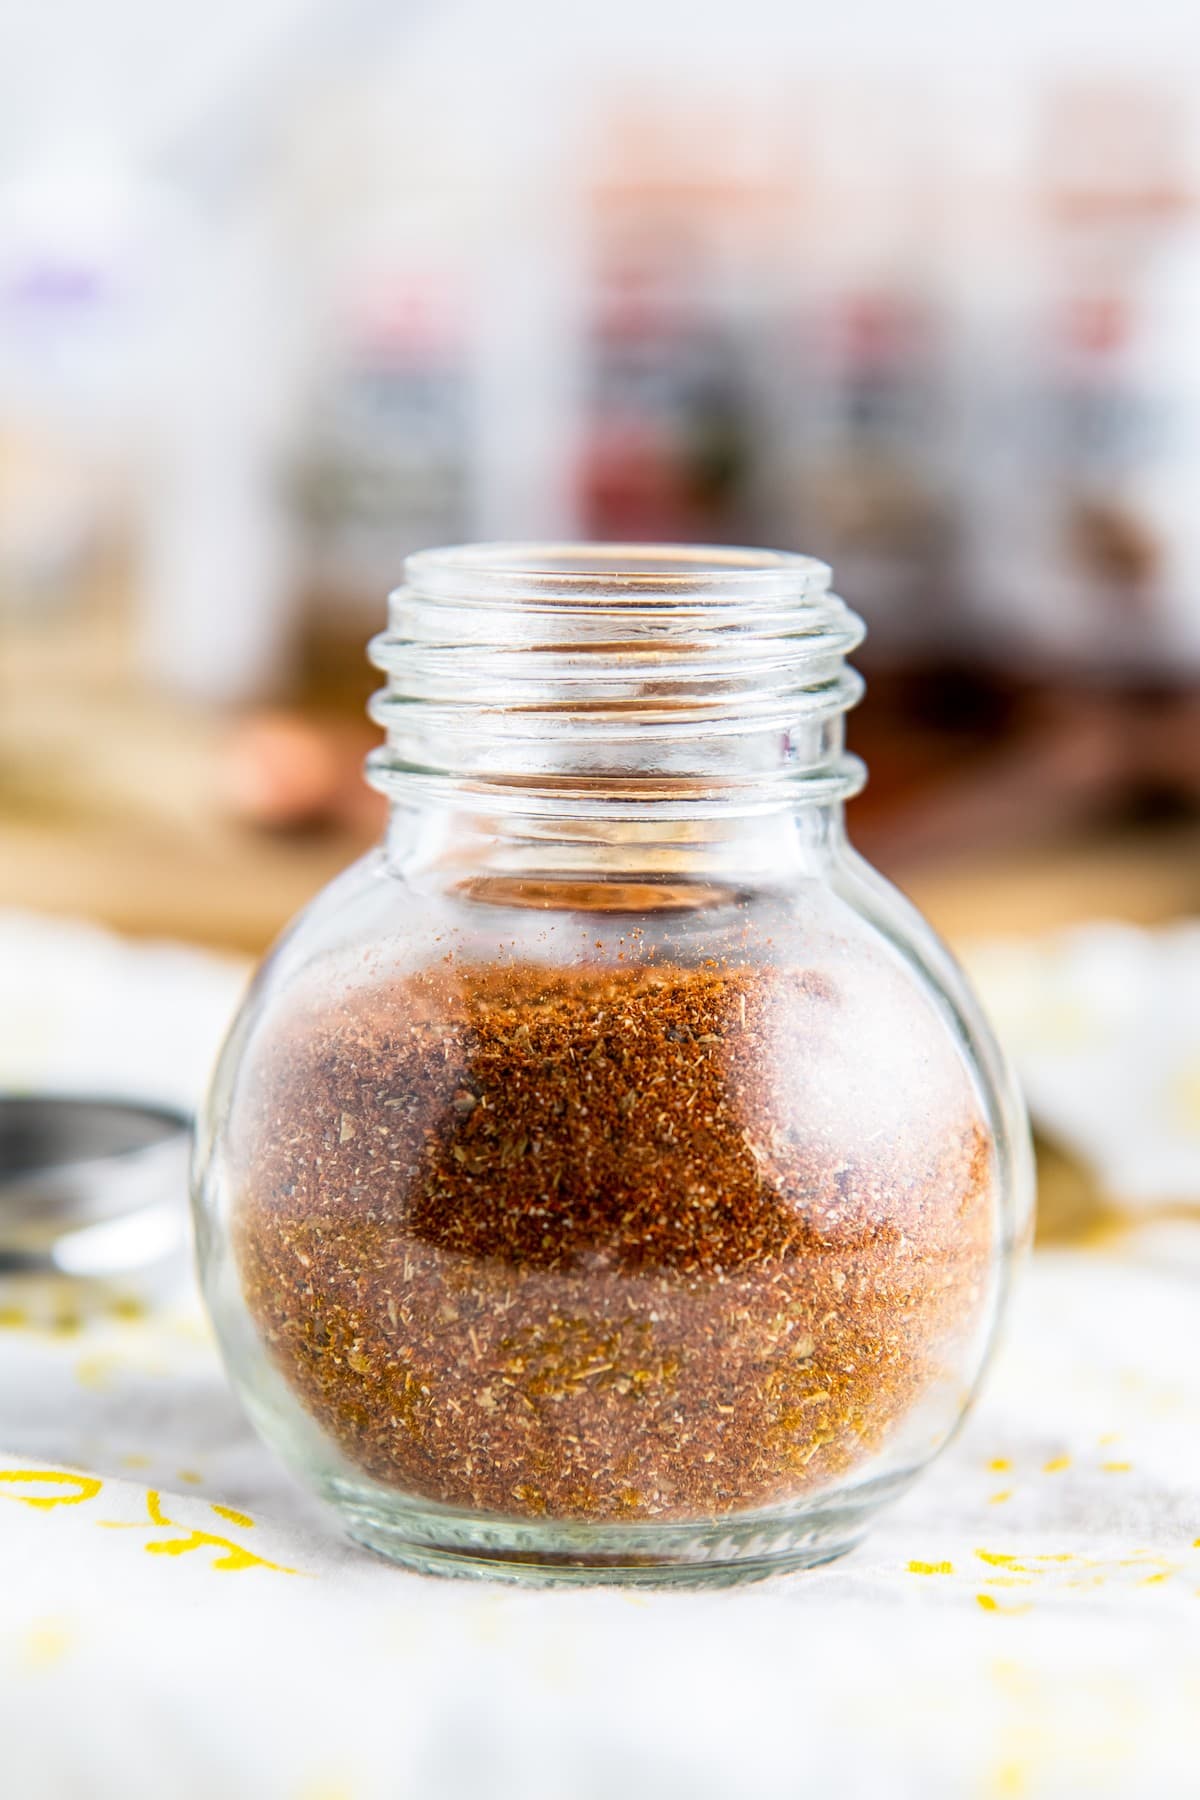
[99,1488,303,1575]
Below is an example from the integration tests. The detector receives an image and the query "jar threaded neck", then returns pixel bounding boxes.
[367,543,867,818]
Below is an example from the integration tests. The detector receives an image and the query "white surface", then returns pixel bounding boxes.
[0,909,248,1110]
[966,923,1200,1206]
[2,912,1198,1799]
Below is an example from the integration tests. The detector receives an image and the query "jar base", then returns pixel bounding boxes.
[346,1523,861,1587]
[327,1471,912,1588]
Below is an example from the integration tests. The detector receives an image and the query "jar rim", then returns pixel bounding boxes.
[402,542,833,608]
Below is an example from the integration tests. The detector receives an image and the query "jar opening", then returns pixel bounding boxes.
[403,542,833,608]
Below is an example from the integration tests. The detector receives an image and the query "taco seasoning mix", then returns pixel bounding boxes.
[233,956,995,1522]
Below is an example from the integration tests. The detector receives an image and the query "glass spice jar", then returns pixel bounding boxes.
[193,543,1033,1585]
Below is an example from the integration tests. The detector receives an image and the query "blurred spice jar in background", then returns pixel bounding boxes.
[193,544,1033,1585]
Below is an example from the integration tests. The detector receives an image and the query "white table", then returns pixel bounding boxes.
[2,913,1197,1799]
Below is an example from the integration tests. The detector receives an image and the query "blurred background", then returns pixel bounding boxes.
[2,0,1200,982]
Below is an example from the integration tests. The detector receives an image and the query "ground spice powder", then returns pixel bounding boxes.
[233,960,994,1521]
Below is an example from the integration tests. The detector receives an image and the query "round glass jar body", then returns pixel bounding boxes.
[193,544,1033,1585]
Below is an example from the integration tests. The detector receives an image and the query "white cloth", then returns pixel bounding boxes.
[2,913,1198,1799]
[965,923,1200,1206]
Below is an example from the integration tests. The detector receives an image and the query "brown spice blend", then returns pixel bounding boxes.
[232,960,996,1522]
